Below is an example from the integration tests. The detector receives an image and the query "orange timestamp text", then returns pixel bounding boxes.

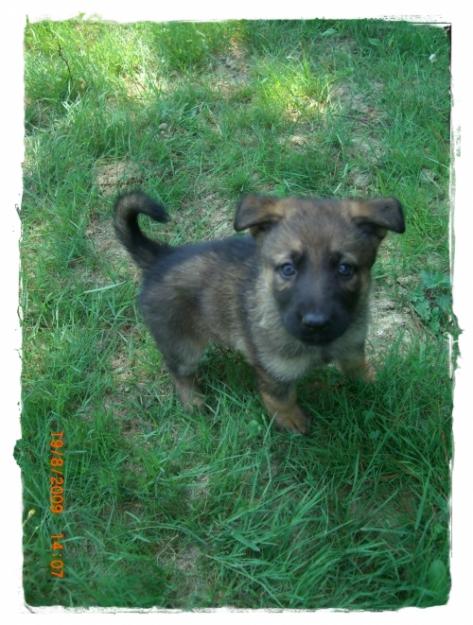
[50,533,65,578]
[50,431,65,514]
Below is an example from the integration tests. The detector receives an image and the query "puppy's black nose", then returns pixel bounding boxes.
[301,312,330,330]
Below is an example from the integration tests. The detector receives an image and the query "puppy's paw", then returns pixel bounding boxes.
[274,405,311,435]
[336,357,376,383]
[183,392,206,411]
[361,362,376,383]
[174,378,206,412]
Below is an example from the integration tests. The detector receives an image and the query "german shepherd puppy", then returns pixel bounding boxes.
[114,191,404,434]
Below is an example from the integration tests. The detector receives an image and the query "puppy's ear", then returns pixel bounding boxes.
[234,195,287,235]
[350,197,405,239]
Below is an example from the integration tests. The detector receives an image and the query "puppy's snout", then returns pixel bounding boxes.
[301,312,330,330]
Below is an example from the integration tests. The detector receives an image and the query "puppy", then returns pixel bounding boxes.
[114,191,404,433]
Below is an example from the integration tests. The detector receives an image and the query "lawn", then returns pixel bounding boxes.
[20,18,453,609]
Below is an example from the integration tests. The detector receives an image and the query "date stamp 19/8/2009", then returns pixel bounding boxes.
[49,431,65,579]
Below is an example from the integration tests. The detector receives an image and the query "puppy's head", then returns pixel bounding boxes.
[234,194,405,346]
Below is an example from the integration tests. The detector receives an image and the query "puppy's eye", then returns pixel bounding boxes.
[337,262,355,278]
[278,262,297,279]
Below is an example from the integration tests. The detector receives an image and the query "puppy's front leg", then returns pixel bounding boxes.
[173,374,205,410]
[336,346,376,382]
[256,369,311,435]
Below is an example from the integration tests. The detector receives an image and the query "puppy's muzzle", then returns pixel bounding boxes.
[301,311,330,330]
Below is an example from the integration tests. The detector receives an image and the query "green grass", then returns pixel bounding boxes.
[20,18,453,609]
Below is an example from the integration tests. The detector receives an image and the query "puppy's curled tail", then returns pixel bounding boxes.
[113,191,171,271]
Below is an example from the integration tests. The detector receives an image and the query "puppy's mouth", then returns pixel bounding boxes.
[297,327,343,346]
[282,314,348,346]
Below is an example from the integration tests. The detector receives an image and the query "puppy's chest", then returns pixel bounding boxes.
[258,346,327,382]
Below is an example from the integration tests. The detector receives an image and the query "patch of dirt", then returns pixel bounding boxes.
[367,287,420,358]
[175,544,202,574]
[187,474,210,502]
[277,130,315,153]
[197,196,234,238]
[94,159,146,196]
[331,81,386,168]
[175,190,234,240]
[156,540,208,603]
[350,134,385,163]
[331,37,358,57]
[86,215,133,269]
[347,485,418,547]
[331,81,385,120]
[65,160,146,291]
[288,134,308,147]
[349,169,373,192]
[110,347,137,387]
[212,38,250,93]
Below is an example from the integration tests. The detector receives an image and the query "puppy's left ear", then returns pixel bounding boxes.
[234,194,288,236]
[350,197,405,239]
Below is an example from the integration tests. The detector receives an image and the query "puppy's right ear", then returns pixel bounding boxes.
[349,197,405,239]
[234,195,286,235]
